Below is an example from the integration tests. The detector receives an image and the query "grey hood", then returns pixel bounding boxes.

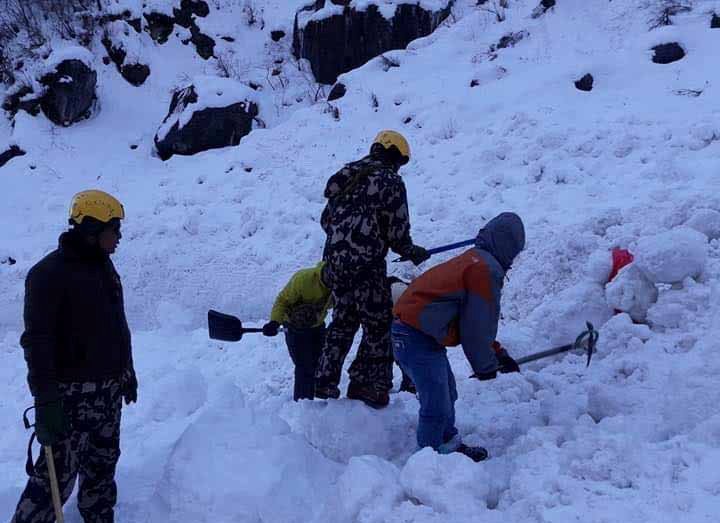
[474,212,525,271]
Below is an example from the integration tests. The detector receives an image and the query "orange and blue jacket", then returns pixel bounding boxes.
[393,212,525,376]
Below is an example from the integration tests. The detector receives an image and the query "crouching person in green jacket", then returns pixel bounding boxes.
[262,262,332,401]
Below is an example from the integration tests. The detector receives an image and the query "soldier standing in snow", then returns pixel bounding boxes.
[12,190,137,523]
[314,131,429,408]
[392,213,525,461]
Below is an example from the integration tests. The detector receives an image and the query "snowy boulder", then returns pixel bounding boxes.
[0,145,26,168]
[154,77,259,160]
[39,49,97,127]
[634,228,708,284]
[575,73,594,92]
[121,63,151,86]
[531,0,556,19]
[144,12,174,43]
[293,0,453,84]
[188,26,216,59]
[652,43,685,64]
[528,282,614,347]
[173,0,210,28]
[102,23,151,86]
[605,264,658,323]
[684,209,720,241]
[327,82,347,101]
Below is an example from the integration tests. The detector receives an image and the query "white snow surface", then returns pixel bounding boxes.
[2,0,720,522]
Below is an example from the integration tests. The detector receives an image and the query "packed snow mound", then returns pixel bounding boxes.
[605,264,658,322]
[156,380,342,522]
[685,208,720,240]
[527,282,613,347]
[634,227,708,284]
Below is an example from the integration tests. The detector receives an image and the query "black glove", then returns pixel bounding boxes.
[122,369,138,405]
[407,245,430,266]
[263,320,280,337]
[35,399,69,446]
[497,349,520,374]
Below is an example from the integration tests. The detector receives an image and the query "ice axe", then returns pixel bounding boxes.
[393,238,475,263]
[510,322,598,369]
[208,309,283,342]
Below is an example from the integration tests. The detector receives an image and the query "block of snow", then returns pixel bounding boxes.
[400,447,491,516]
[605,264,658,322]
[585,249,613,284]
[634,228,708,284]
[685,209,720,240]
[331,456,404,522]
[528,282,614,347]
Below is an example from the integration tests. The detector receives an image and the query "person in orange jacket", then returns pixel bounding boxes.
[392,212,525,462]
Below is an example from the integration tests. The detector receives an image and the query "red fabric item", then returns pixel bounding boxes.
[608,248,634,282]
[492,340,503,355]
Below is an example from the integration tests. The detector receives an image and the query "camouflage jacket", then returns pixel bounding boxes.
[321,154,415,287]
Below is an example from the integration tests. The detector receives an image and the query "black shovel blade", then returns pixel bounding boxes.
[208,310,244,342]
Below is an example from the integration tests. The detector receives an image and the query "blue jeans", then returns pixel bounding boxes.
[392,321,460,452]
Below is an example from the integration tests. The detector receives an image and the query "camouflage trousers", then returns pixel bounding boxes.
[12,379,122,523]
[315,270,394,393]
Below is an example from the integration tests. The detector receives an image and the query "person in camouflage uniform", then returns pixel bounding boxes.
[315,130,429,409]
[12,190,137,523]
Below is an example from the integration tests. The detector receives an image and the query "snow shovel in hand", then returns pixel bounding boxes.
[208,310,264,342]
[512,322,599,369]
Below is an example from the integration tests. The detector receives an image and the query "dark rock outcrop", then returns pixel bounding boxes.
[652,42,685,64]
[121,63,151,86]
[102,31,151,86]
[155,83,258,160]
[712,13,720,28]
[327,82,347,101]
[144,12,175,44]
[174,0,210,28]
[293,0,453,84]
[532,0,556,19]
[2,85,41,116]
[0,145,26,167]
[271,30,286,41]
[39,59,97,126]
[189,26,216,59]
[575,73,594,92]
[144,2,215,59]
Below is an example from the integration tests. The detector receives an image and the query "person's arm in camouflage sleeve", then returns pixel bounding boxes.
[384,178,415,257]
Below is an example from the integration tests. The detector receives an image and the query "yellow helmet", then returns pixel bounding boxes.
[372,130,410,164]
[69,190,125,225]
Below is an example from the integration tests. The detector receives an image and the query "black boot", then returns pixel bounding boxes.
[399,372,416,394]
[346,382,389,409]
[456,444,488,462]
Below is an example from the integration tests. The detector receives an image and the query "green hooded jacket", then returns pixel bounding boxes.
[270,262,332,328]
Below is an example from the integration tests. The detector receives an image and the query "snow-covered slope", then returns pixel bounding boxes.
[2,1,720,521]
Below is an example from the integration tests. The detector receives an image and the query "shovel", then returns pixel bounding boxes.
[208,310,265,342]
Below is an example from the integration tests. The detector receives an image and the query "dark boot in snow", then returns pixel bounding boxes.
[399,372,416,394]
[456,444,489,463]
[346,382,389,409]
[314,381,340,400]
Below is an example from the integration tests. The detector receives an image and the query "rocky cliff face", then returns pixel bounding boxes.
[293,0,452,84]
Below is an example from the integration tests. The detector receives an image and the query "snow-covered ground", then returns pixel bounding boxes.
[2,0,720,521]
